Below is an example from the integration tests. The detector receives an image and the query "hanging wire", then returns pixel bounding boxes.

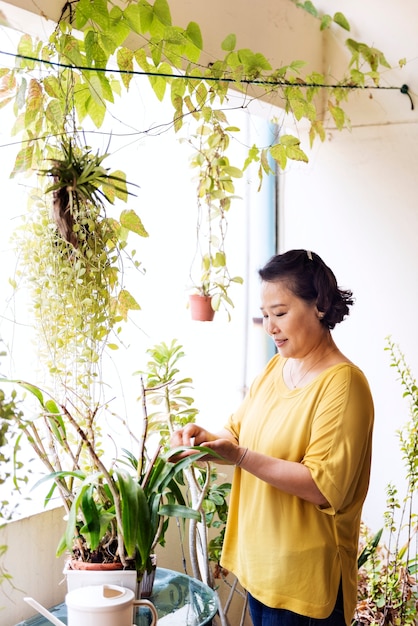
[0,49,413,105]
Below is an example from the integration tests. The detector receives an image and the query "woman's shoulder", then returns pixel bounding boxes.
[321,361,372,396]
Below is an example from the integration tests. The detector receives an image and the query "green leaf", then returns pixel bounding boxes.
[221,34,236,52]
[289,59,306,73]
[17,34,35,62]
[116,471,141,558]
[80,485,101,550]
[149,74,168,101]
[43,76,61,99]
[75,0,94,29]
[213,251,226,268]
[243,144,260,170]
[117,47,134,89]
[10,144,34,177]
[123,3,142,34]
[45,99,64,125]
[269,144,287,170]
[85,93,106,127]
[350,69,365,86]
[328,102,346,130]
[153,0,172,26]
[45,399,66,444]
[118,289,141,321]
[108,7,131,48]
[333,12,350,32]
[223,166,243,178]
[186,21,203,51]
[299,1,318,18]
[0,379,45,407]
[102,169,128,201]
[279,134,301,147]
[89,0,110,31]
[61,34,85,67]
[120,209,149,237]
[286,145,309,163]
[159,503,201,520]
[320,14,332,31]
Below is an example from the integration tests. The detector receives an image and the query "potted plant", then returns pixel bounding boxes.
[354,338,418,625]
[138,339,240,623]
[187,118,243,321]
[0,138,207,595]
[0,377,205,596]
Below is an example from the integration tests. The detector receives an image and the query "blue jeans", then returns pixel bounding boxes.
[248,583,345,626]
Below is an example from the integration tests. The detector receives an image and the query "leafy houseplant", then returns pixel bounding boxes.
[354,338,418,625]
[187,118,244,320]
[0,136,206,588]
[1,378,205,590]
[139,340,232,583]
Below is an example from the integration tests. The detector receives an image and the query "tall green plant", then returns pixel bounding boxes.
[138,339,232,581]
[354,338,418,625]
[0,376,208,579]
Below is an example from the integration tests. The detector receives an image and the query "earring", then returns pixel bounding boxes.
[318,312,324,319]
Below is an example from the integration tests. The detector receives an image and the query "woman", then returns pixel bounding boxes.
[170,249,374,626]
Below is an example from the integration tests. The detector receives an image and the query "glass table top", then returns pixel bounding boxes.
[16,567,218,626]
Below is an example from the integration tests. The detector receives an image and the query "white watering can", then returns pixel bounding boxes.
[25,583,158,626]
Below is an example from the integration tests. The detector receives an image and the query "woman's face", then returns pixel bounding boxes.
[260,280,325,358]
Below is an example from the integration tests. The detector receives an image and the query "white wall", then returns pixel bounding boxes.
[0,508,67,625]
[279,121,418,531]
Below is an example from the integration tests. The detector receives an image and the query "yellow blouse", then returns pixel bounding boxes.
[221,355,374,625]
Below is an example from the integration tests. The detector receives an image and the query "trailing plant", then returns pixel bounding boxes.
[11,138,146,401]
[0,344,28,521]
[187,117,243,318]
[354,338,418,625]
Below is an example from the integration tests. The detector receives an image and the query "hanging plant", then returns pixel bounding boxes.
[0,0,394,320]
[12,137,148,397]
[187,117,244,320]
[40,138,140,248]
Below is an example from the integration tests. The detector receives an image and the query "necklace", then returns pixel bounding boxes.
[289,348,336,389]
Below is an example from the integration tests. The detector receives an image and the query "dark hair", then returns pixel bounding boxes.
[258,249,354,329]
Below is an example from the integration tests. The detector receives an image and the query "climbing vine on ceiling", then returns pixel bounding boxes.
[0,0,403,178]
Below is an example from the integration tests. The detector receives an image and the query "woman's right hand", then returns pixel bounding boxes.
[169,424,241,465]
[168,423,216,462]
[170,423,217,449]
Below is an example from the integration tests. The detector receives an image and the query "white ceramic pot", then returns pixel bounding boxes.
[63,561,137,593]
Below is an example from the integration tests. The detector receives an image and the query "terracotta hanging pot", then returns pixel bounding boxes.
[189,294,215,321]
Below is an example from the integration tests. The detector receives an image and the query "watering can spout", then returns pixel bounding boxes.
[24,597,66,626]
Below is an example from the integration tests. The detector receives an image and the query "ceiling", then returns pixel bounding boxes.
[0,0,417,127]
